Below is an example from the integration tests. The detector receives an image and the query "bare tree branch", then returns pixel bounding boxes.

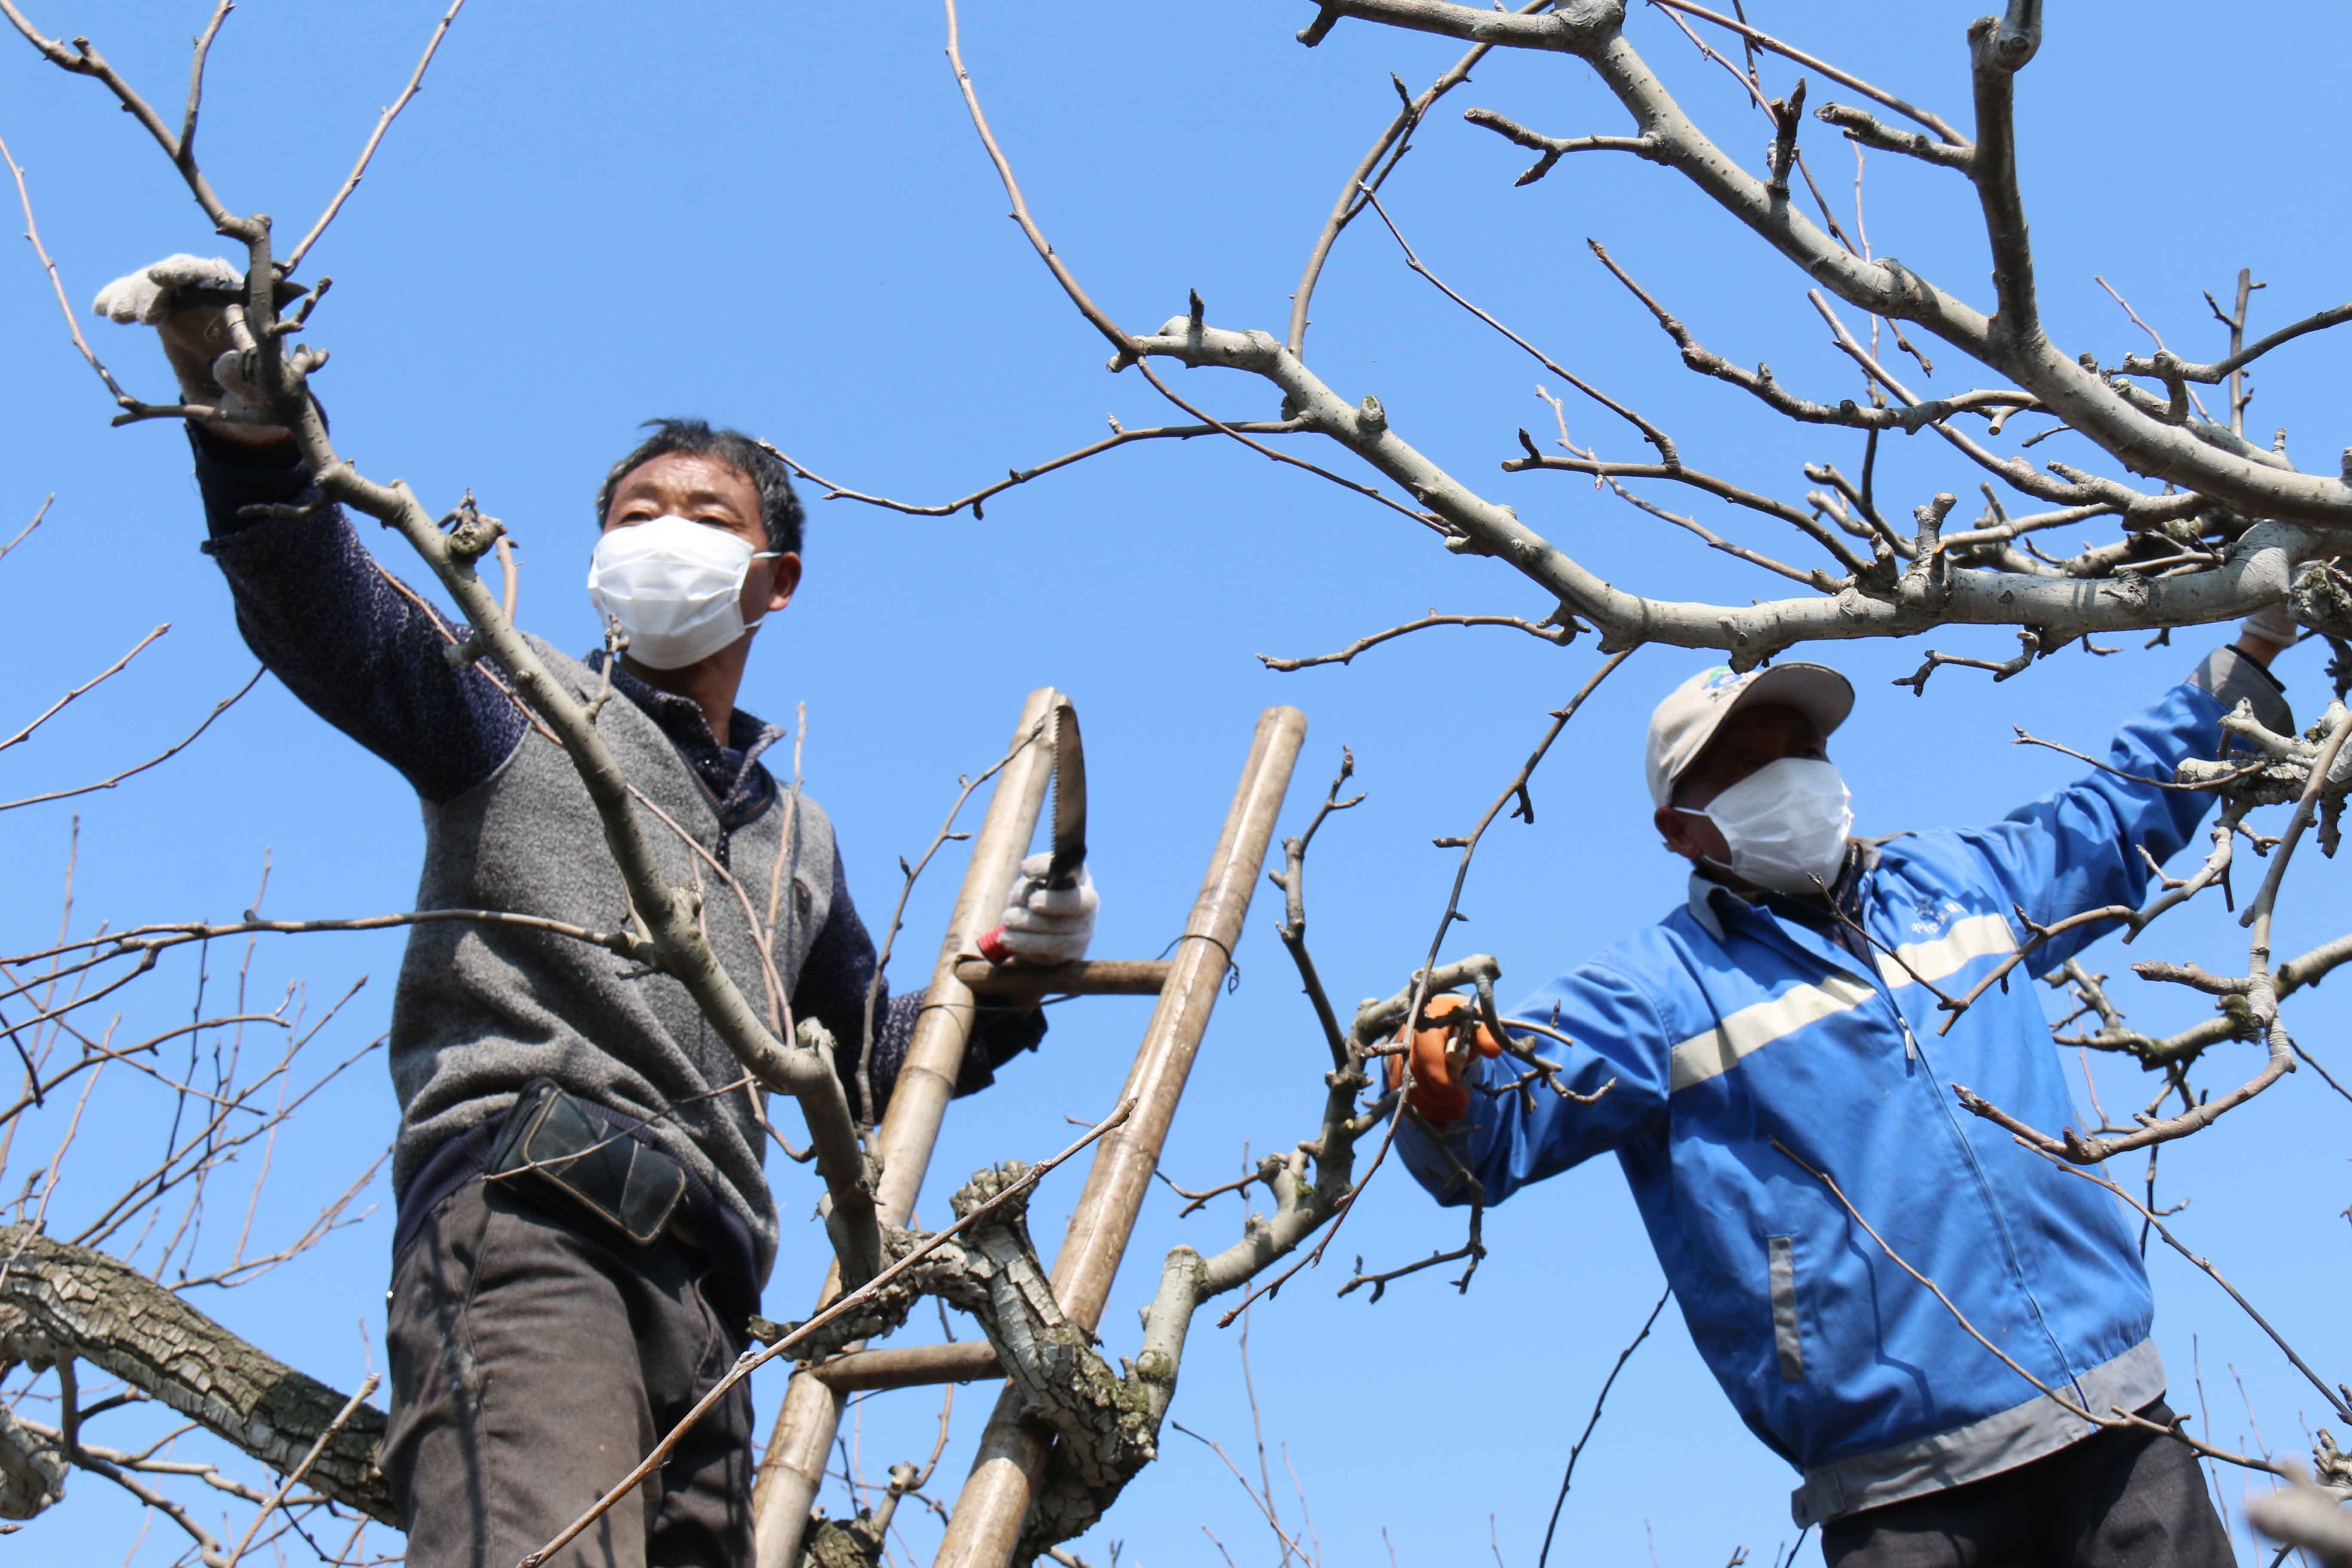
[1354,182,1678,463]
[2121,301,2352,388]
[0,493,50,567]
[282,0,468,272]
[0,126,138,407]
[1647,0,1967,145]
[0,668,261,814]
[1259,612,1573,671]
[1538,1286,1672,1568]
[0,1225,394,1522]
[2026,1153,2350,1425]
[758,423,1305,522]
[1459,107,1663,187]
[1289,4,1555,355]
[941,0,1136,361]
[1,625,168,754]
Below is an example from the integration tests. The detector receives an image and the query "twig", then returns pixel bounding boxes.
[1372,654,1633,1184]
[51,1406,233,1562]
[2009,726,2261,793]
[1260,612,1573,671]
[1237,1306,1289,1567]
[2095,275,2211,423]
[0,492,51,565]
[1158,1163,1268,1218]
[757,422,1304,523]
[1892,629,2040,696]
[1586,241,2030,436]
[1646,0,1967,144]
[1335,1204,1484,1301]
[0,667,260,812]
[1354,181,1677,464]
[282,0,468,271]
[0,624,168,753]
[1259,653,1632,1304]
[1170,1422,1312,1565]
[176,3,232,165]
[2122,300,2350,389]
[858,719,1044,1124]
[1505,444,1871,578]
[2026,1151,2350,1424]
[2,906,644,981]
[1807,289,2158,513]
[1590,469,1837,590]
[1268,746,1364,1073]
[1131,356,1446,533]
[1288,5,1554,355]
[941,0,1135,360]
[222,1372,381,1566]
[1461,107,1663,187]
[0,126,137,406]
[0,2,248,229]
[1537,1286,1672,1568]
[1960,704,2352,1157]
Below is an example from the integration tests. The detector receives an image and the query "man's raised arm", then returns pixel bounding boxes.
[1953,611,2295,968]
[97,255,529,803]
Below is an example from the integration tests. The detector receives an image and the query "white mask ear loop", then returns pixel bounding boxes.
[739,549,782,634]
[1670,805,1737,878]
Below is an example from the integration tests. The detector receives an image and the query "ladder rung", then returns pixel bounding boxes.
[952,958,1172,997]
[807,1340,1003,1391]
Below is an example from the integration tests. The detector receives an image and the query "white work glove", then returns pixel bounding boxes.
[2241,600,2300,649]
[91,252,242,324]
[90,254,284,441]
[984,853,1098,965]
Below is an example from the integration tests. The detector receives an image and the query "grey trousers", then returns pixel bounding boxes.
[383,1175,756,1568]
[1823,1401,2233,1568]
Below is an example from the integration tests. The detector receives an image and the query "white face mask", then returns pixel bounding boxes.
[586,515,778,671]
[1678,757,1855,895]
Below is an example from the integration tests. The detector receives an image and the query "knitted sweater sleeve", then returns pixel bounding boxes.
[191,427,528,802]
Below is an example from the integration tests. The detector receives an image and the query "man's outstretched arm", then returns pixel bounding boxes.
[196,429,530,802]
[1957,612,2295,966]
[96,254,527,804]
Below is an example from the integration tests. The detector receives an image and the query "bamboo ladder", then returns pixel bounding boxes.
[748,686,1307,1568]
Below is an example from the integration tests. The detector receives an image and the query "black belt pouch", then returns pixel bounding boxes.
[485,1078,688,1248]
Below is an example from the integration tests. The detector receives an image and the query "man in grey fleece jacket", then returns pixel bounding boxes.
[96,254,1090,1567]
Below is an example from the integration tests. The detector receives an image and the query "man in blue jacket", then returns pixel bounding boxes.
[1393,618,2296,1566]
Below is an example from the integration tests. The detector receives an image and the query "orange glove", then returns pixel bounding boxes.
[1385,992,1503,1127]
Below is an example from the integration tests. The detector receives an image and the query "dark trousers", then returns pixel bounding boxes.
[383,1176,756,1568]
[1824,1401,2233,1568]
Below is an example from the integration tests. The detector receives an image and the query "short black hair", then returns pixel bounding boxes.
[595,417,804,556]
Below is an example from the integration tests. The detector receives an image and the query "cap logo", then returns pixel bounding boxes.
[1700,666,1748,702]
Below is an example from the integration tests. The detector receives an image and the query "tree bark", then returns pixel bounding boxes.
[0,1225,394,1524]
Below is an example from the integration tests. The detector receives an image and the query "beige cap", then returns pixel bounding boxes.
[1645,662,1855,808]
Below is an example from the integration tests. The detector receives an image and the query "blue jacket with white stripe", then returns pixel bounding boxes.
[1398,651,2289,1525]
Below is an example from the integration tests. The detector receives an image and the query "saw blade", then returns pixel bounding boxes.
[1045,697,1087,891]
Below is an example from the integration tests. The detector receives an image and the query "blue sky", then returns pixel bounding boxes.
[1,1,2346,1563]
